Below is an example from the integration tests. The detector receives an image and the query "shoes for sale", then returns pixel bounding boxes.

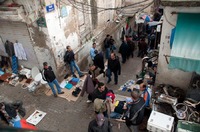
[64,74,69,79]
[72,87,82,97]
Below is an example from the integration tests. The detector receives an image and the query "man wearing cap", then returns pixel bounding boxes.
[42,62,64,97]
[88,113,112,132]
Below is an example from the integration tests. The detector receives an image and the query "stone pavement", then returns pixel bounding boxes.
[0,52,144,132]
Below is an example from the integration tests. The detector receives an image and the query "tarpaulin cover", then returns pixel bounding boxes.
[169,13,200,74]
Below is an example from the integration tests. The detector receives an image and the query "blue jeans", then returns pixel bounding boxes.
[48,79,62,95]
[105,48,110,59]
[69,61,83,76]
[110,112,121,119]
[107,70,118,84]
[10,115,20,126]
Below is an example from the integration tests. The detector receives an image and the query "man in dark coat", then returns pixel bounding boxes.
[90,82,109,102]
[104,34,111,59]
[125,89,145,132]
[126,36,135,58]
[107,53,121,85]
[119,39,129,63]
[94,50,105,76]
[42,62,64,97]
[137,38,147,58]
[64,46,84,78]
[88,113,112,132]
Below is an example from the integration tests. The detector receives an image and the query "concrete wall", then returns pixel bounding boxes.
[0,0,57,72]
[156,6,200,90]
[0,0,124,76]
[125,0,153,15]
[41,0,124,76]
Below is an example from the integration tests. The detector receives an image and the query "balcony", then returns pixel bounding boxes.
[161,0,200,6]
[0,6,25,22]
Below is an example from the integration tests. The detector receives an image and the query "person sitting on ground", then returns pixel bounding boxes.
[88,113,112,132]
[87,82,109,103]
[0,101,26,126]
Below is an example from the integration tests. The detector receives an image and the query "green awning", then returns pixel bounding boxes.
[169,13,200,74]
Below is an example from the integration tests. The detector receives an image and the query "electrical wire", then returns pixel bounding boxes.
[67,0,150,10]
[60,0,104,14]
[136,1,154,14]
[163,7,176,27]
[60,0,152,14]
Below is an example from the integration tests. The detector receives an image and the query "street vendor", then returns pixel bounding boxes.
[139,83,151,107]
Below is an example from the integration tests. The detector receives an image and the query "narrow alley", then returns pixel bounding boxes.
[0,50,143,132]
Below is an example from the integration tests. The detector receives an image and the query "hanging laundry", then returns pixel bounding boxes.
[14,41,27,60]
[4,40,15,57]
[12,56,18,74]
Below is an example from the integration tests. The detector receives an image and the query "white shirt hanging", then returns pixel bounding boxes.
[14,42,27,60]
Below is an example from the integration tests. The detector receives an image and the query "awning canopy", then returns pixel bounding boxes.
[169,13,200,74]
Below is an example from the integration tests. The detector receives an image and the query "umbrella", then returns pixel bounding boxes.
[141,15,152,22]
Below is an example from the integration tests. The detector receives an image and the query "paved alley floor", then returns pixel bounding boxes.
[0,53,145,132]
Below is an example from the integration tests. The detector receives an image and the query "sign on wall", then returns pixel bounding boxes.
[37,17,47,27]
[61,6,68,17]
[46,4,55,13]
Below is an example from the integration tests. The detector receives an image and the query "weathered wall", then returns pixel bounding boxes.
[125,0,153,15]
[0,0,57,73]
[0,0,124,76]
[156,6,200,90]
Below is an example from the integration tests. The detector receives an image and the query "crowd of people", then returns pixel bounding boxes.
[40,31,152,131]
[80,33,152,132]
[0,32,152,131]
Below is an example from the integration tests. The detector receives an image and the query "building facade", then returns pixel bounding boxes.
[0,0,123,77]
[156,0,200,90]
